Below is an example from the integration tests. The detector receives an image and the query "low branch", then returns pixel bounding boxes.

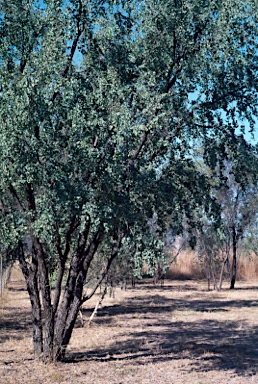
[81,251,117,302]
[87,284,107,326]
[82,230,127,303]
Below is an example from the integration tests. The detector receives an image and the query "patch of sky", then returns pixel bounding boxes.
[36,0,47,10]
[188,90,258,144]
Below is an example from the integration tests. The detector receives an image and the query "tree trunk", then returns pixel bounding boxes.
[230,227,237,289]
[207,258,211,291]
[60,302,81,360]
[18,223,109,363]
[53,293,83,361]
[32,237,54,363]
[218,253,229,291]
[17,242,43,359]
[211,262,218,291]
[53,227,99,357]
[29,275,44,359]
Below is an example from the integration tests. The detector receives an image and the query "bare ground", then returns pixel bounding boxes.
[1,265,258,383]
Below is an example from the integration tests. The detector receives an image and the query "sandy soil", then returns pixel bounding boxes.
[1,264,258,383]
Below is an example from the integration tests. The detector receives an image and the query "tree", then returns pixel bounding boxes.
[218,156,258,289]
[0,0,258,362]
[194,138,258,290]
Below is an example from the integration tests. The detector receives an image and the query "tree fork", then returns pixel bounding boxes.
[54,220,92,332]
[52,226,104,361]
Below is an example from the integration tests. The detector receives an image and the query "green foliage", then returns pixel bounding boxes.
[0,0,257,256]
[0,0,258,361]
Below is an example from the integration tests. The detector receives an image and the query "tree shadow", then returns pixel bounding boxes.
[2,277,258,376]
[134,280,201,292]
[69,291,258,376]
[7,286,28,293]
[0,307,32,343]
[77,319,258,376]
[82,293,258,319]
[231,286,258,291]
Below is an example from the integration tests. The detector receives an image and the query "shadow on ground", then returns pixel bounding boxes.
[0,307,31,343]
[69,289,258,377]
[0,281,31,344]
[2,276,258,377]
[85,293,258,320]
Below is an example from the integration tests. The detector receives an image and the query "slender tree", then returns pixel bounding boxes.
[194,138,258,289]
[218,157,258,289]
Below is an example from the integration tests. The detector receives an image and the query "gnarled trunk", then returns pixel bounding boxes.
[17,219,123,363]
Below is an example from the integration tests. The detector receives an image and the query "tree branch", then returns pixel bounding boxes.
[82,229,127,302]
[53,216,80,315]
[8,184,25,212]
[50,0,85,103]
[26,182,36,211]
[17,240,29,280]
[127,130,149,168]
[81,251,117,302]
[0,199,7,215]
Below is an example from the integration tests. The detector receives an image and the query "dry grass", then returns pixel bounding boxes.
[166,249,202,280]
[1,264,258,383]
[237,254,258,280]
[167,249,258,282]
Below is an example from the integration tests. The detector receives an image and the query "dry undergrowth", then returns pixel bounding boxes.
[1,265,258,384]
[167,249,258,281]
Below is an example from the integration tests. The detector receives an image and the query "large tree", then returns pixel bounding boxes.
[0,0,258,362]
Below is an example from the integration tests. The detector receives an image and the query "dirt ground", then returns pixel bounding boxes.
[1,265,258,383]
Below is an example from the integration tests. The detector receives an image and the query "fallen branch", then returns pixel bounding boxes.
[87,284,107,327]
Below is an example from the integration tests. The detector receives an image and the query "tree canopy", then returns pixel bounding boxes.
[0,0,258,362]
